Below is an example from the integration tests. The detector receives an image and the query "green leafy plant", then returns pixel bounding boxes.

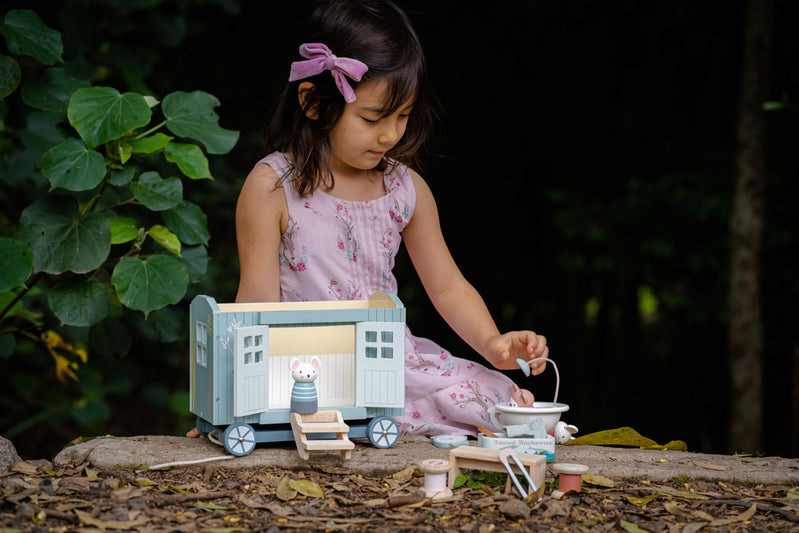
[0,9,238,383]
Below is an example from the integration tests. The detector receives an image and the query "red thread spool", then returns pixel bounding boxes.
[550,463,589,493]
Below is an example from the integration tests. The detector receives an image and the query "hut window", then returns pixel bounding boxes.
[195,321,208,367]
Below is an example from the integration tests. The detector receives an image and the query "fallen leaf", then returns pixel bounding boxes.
[391,466,416,483]
[619,520,650,533]
[276,475,297,501]
[11,462,39,475]
[690,509,715,521]
[74,509,149,529]
[657,489,708,500]
[681,523,706,533]
[582,473,615,488]
[625,494,657,506]
[290,478,324,499]
[263,502,292,516]
[693,461,730,471]
[663,500,691,516]
[196,501,236,511]
[708,503,757,526]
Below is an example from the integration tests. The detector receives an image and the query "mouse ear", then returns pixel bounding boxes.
[311,355,321,368]
[290,357,301,370]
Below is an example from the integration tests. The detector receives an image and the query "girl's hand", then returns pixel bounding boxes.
[486,331,549,372]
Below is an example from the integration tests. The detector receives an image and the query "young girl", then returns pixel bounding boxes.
[234,0,549,436]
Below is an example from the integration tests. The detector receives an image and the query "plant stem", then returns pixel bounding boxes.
[133,120,167,140]
[0,272,43,324]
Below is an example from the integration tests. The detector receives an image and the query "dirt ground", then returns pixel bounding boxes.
[2,454,799,532]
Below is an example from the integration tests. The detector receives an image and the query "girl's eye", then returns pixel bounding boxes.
[363,117,380,124]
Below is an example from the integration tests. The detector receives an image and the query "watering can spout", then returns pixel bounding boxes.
[516,358,532,377]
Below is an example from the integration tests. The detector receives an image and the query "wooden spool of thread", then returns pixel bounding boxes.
[417,458,453,501]
[550,463,589,493]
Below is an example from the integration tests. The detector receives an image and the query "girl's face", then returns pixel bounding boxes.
[327,80,414,177]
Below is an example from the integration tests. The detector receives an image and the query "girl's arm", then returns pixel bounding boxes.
[234,163,288,303]
[401,170,548,372]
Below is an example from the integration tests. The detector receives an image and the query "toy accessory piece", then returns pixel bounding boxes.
[504,418,548,438]
[510,383,535,407]
[367,416,400,448]
[497,448,541,500]
[291,410,354,460]
[430,434,468,448]
[447,445,545,492]
[416,458,454,501]
[550,462,589,494]
[552,421,579,444]
[477,426,499,438]
[223,423,257,456]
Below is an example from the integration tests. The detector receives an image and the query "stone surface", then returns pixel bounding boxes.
[50,434,799,485]
[0,435,23,473]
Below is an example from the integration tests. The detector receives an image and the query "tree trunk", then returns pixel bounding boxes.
[728,0,773,453]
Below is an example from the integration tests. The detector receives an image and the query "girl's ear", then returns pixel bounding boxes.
[298,81,319,120]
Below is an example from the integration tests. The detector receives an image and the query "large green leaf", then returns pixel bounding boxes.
[162,201,210,246]
[111,254,189,317]
[21,67,90,117]
[18,195,111,274]
[48,277,109,327]
[4,111,65,186]
[163,90,239,154]
[164,142,211,179]
[130,171,182,211]
[42,138,107,191]
[0,237,33,291]
[0,10,63,65]
[179,245,208,282]
[0,54,21,98]
[67,87,152,148]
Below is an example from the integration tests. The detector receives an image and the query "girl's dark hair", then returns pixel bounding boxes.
[263,0,434,196]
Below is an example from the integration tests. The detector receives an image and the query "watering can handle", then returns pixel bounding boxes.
[488,406,503,430]
[515,357,560,407]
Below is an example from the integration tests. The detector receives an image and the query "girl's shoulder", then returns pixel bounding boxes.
[238,153,288,218]
[255,151,292,180]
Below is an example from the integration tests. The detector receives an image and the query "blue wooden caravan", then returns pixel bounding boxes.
[189,291,406,455]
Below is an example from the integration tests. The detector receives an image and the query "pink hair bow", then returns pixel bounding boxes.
[289,43,368,103]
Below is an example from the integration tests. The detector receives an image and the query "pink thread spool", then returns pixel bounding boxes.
[550,463,589,493]
[417,458,453,501]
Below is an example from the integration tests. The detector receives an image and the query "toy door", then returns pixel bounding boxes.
[355,321,405,408]
[233,325,269,417]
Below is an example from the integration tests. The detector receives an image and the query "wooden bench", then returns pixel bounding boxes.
[447,445,546,491]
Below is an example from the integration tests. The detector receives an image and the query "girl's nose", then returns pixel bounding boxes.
[378,119,402,145]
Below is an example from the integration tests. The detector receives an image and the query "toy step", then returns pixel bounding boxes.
[291,410,354,460]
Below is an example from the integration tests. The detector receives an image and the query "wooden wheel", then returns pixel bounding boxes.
[223,423,256,456]
[367,416,399,448]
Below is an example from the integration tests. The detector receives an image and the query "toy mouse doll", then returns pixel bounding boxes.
[290,356,320,414]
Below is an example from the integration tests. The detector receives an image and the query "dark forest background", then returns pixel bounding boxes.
[2,0,798,460]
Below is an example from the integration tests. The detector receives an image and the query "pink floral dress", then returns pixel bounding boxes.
[258,152,514,436]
